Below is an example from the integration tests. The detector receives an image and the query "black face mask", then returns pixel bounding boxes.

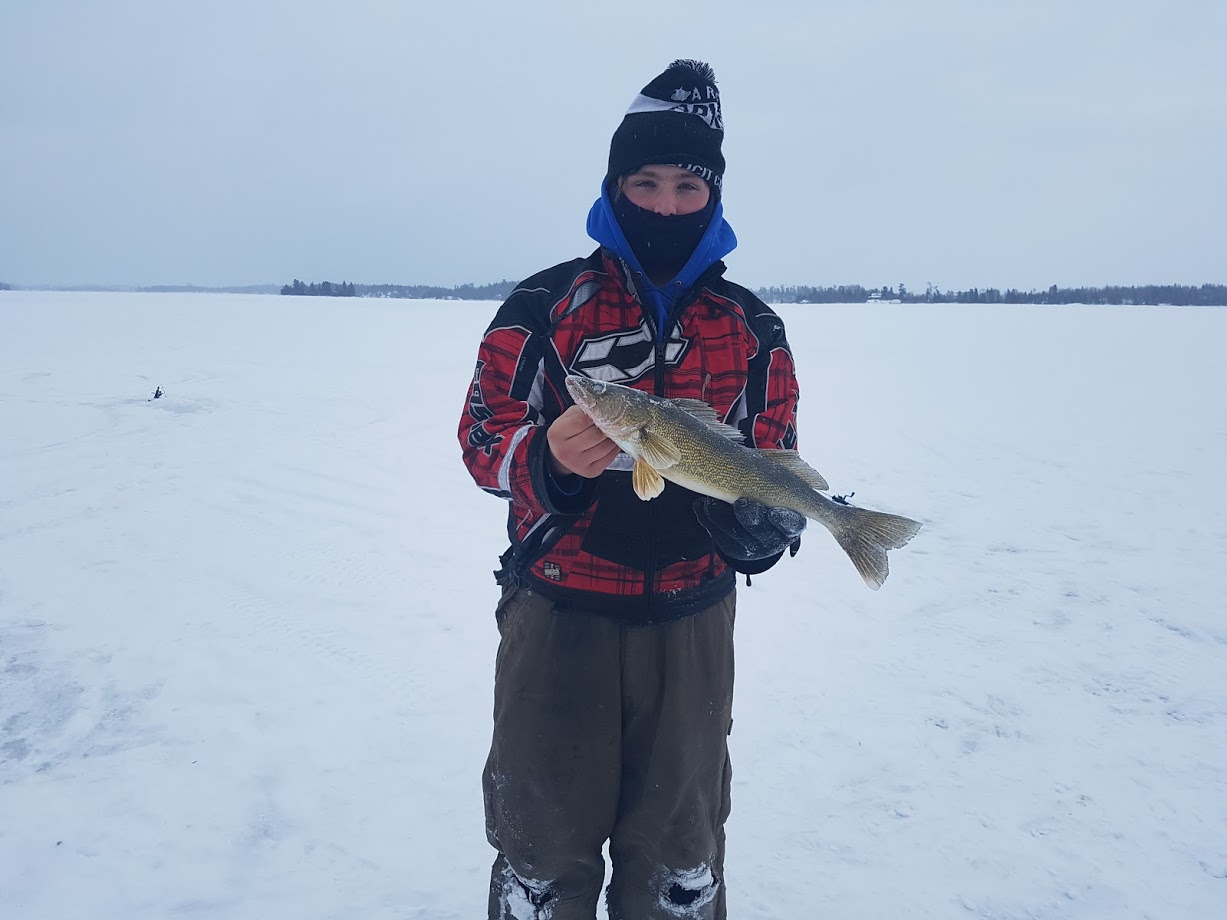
[613,193,717,281]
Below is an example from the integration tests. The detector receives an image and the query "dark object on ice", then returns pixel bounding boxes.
[151,386,163,400]
[831,491,855,505]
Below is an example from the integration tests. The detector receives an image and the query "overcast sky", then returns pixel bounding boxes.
[2,0,1224,291]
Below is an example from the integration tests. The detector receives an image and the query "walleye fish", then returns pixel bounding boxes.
[565,374,922,589]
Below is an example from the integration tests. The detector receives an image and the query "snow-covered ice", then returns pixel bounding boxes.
[1,291,1224,918]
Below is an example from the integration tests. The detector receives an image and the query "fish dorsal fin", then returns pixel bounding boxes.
[667,398,746,442]
[632,456,666,500]
[758,449,829,491]
[637,428,682,470]
[668,397,720,420]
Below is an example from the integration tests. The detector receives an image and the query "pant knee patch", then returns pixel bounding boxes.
[669,882,703,905]
[659,864,719,917]
[498,865,556,920]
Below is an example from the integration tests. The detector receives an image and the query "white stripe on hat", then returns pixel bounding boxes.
[625,93,684,115]
[625,93,723,131]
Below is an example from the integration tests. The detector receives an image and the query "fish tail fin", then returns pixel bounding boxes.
[830,505,923,590]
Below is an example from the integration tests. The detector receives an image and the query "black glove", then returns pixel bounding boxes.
[693,497,806,562]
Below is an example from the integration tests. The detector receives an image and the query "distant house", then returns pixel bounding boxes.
[868,291,882,303]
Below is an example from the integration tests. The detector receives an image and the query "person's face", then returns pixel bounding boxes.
[619,165,711,216]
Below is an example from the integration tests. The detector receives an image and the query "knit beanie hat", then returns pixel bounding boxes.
[606,59,725,193]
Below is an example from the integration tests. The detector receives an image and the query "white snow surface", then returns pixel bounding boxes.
[1,291,1225,919]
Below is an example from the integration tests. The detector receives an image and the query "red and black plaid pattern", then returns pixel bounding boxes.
[458,251,799,616]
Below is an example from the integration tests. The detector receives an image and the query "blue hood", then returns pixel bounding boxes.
[586,182,737,338]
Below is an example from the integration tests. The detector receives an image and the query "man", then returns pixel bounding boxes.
[458,59,806,920]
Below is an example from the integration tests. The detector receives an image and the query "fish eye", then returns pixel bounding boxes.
[591,381,607,394]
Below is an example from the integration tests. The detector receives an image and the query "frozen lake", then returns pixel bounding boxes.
[2,290,1225,918]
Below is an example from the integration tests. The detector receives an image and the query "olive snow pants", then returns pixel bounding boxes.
[484,586,736,920]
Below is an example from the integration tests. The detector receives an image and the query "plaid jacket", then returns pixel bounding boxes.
[458,248,799,624]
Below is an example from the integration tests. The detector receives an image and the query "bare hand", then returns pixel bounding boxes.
[547,406,621,478]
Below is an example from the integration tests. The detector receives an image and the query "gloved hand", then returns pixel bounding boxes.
[693,497,806,562]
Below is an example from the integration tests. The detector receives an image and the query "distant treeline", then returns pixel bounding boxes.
[756,282,1227,306]
[281,279,517,300]
[281,279,358,297]
[280,278,1227,306]
[0,281,11,291]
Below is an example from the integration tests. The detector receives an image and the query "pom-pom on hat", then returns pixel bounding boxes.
[606,59,725,193]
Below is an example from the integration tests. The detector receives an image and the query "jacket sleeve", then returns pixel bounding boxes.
[745,305,800,452]
[458,289,596,517]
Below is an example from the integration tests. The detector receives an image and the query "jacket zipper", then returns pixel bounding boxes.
[637,270,712,617]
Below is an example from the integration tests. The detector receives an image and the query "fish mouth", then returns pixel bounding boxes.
[565,374,607,407]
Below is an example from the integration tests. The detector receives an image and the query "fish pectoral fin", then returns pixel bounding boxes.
[668,399,746,442]
[637,428,682,469]
[632,457,667,500]
[759,449,829,491]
